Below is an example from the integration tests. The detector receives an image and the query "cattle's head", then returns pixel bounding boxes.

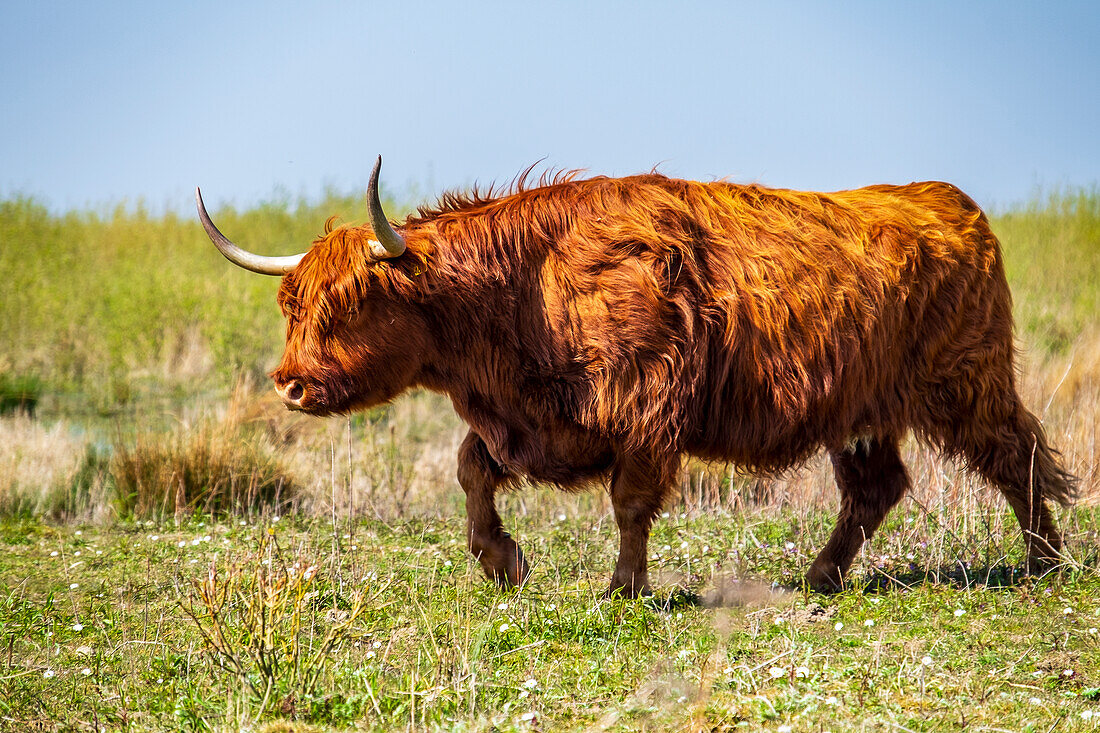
[197,157,427,415]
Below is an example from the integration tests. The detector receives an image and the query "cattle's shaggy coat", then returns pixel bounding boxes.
[269,171,1076,595]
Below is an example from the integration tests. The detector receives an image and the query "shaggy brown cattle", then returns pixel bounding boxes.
[197,157,1077,596]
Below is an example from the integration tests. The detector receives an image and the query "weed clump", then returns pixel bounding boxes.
[112,418,299,517]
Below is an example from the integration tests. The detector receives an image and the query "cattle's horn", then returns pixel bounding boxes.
[366,156,406,258]
[195,188,305,275]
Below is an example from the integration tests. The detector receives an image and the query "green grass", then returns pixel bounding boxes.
[0,190,406,417]
[0,508,1098,731]
[996,188,1100,355]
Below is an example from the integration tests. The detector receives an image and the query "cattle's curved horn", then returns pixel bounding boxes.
[195,188,305,276]
[366,156,406,258]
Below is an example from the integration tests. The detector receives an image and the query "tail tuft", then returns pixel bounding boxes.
[1022,411,1078,507]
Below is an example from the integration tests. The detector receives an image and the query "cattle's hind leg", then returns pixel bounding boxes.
[607,452,678,598]
[807,436,911,592]
[457,430,529,588]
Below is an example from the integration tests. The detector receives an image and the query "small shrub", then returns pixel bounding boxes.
[181,532,367,716]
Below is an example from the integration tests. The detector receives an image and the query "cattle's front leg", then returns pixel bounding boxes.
[457,430,529,588]
[607,452,678,598]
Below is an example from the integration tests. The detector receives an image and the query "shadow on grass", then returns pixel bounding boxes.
[859,560,1099,593]
[654,561,1098,610]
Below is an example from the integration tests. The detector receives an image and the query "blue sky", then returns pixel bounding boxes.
[2,1,1098,213]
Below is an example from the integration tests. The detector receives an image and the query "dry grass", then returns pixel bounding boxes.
[0,415,111,520]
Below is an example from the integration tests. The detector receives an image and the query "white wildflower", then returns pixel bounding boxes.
[921,655,933,666]
[768,666,786,679]
[43,669,55,679]
[794,666,809,678]
[954,608,965,617]
[863,619,874,627]
[834,621,844,631]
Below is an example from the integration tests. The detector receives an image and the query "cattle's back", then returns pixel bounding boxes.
[527,176,1002,467]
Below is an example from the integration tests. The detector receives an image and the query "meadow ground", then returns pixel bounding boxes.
[0,186,1097,730]
[1,504,1099,731]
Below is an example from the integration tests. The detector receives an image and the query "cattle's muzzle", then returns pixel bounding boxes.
[274,378,307,410]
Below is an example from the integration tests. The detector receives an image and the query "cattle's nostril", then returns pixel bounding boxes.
[276,379,306,407]
[286,381,304,402]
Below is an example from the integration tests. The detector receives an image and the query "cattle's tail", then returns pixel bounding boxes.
[1007,402,1082,506]
[927,386,1079,510]
[1008,406,1079,508]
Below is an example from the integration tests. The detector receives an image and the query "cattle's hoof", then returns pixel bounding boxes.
[492,557,531,590]
[805,564,845,594]
[1025,552,1062,576]
[477,539,530,590]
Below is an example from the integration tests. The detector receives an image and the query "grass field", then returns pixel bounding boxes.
[2,508,1099,731]
[0,184,1098,730]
